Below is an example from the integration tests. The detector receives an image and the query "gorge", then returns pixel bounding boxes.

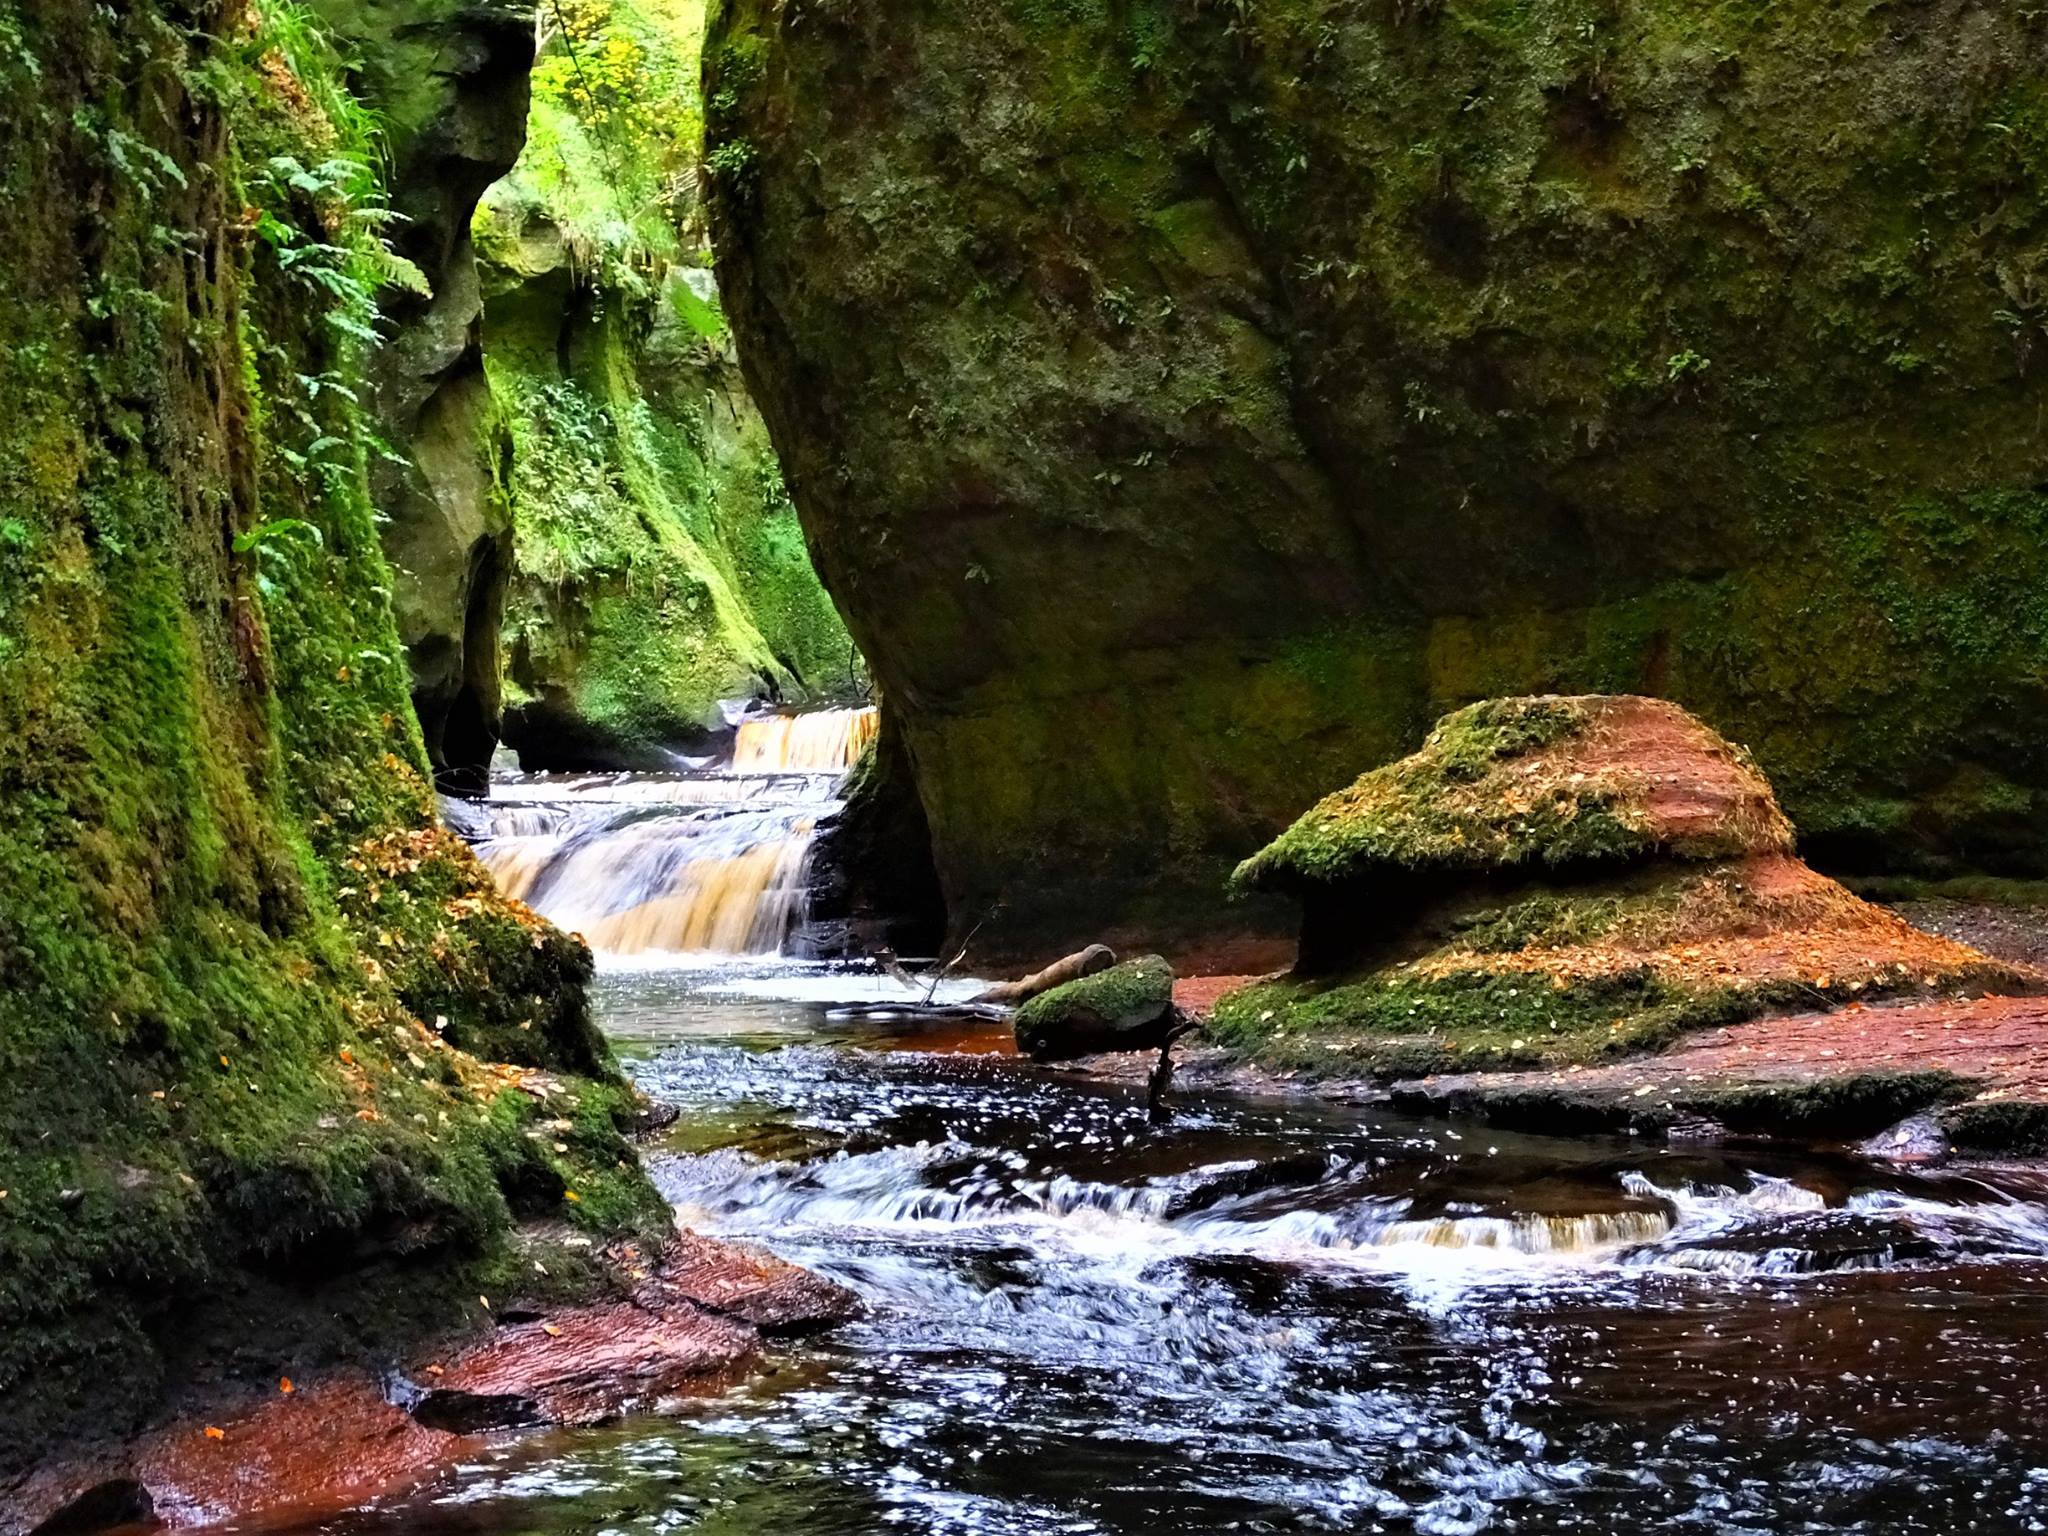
[8,0,2048,1530]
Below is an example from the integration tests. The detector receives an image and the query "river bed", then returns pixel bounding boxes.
[279,958,2048,1536]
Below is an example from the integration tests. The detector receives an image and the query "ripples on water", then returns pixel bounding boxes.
[292,963,2048,1536]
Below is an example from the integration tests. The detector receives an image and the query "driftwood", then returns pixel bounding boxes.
[1146,1014,1199,1125]
[971,944,1116,1006]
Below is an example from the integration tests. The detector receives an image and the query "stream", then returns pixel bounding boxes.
[369,723,2048,1536]
[286,958,2048,1536]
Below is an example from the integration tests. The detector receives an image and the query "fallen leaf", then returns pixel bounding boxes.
[543,1324,561,1337]
[204,1426,225,1441]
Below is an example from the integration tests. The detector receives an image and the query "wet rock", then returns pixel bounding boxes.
[707,0,2048,950]
[642,1232,862,1336]
[12,1232,856,1533]
[1014,956,1178,1062]
[26,1481,153,1536]
[1861,1114,1952,1165]
[407,1389,542,1434]
[1161,1152,1342,1220]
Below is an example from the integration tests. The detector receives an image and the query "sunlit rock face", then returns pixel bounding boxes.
[705,0,2048,959]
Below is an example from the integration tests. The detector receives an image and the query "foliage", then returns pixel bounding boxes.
[0,0,660,1471]
[514,0,711,276]
[474,0,857,762]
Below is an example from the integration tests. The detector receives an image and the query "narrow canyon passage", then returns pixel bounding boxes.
[267,948,2048,1536]
[455,707,878,958]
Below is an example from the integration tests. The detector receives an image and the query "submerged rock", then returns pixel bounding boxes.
[1015,955,1178,1062]
[1212,696,2040,1078]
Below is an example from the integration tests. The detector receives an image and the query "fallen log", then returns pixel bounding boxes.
[971,943,1116,1006]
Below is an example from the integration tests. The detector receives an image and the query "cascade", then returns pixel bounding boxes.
[731,706,878,774]
[462,706,876,959]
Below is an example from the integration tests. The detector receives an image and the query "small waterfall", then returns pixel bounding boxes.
[731,706,877,774]
[484,808,817,956]
[460,705,874,959]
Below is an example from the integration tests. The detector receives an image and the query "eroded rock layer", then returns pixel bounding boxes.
[1213,696,2040,1078]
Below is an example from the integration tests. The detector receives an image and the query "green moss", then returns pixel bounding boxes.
[704,0,2048,954]
[1693,1072,1974,1138]
[1233,696,1791,896]
[479,1,856,765]
[1942,1099,2048,1158]
[1016,954,1174,1031]
[1208,966,1755,1078]
[0,1,660,1471]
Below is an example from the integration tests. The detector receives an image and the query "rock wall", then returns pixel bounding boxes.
[478,218,856,768]
[0,1,660,1478]
[310,0,537,793]
[704,0,2048,960]
[476,0,856,768]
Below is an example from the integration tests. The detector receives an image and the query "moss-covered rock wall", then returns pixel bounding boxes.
[479,0,855,767]
[0,0,660,1475]
[705,0,2048,959]
[306,0,534,793]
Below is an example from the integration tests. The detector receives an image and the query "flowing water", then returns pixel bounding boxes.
[458,707,876,958]
[287,959,2048,1536]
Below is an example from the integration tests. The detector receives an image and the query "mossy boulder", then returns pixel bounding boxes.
[1234,696,1792,893]
[705,0,2048,959]
[1014,955,1177,1061]
[1212,696,2039,1077]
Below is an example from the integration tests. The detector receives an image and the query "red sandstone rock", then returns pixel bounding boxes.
[15,1235,854,1535]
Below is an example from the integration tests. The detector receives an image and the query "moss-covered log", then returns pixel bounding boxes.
[705,0,2048,959]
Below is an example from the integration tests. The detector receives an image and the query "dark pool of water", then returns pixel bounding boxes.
[290,962,2048,1536]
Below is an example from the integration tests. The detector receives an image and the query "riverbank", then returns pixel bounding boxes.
[1142,897,2048,1160]
[173,953,2048,1536]
[14,1233,854,1535]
